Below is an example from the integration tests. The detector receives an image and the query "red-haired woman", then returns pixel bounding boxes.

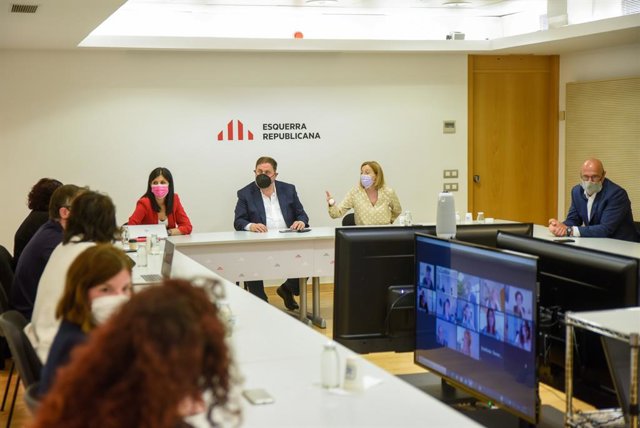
[31,279,239,428]
[39,244,133,396]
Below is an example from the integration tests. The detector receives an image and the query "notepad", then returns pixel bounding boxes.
[125,224,168,240]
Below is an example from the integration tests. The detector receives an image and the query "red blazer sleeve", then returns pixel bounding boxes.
[128,197,157,225]
[170,194,193,235]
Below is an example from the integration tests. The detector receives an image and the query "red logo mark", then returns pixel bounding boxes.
[217,120,254,141]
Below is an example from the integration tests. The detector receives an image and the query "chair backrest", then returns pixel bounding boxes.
[342,213,356,226]
[0,245,13,302]
[0,284,10,315]
[0,311,42,387]
[24,382,41,414]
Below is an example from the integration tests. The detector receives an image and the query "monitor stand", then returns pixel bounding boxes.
[397,373,565,427]
[397,372,477,405]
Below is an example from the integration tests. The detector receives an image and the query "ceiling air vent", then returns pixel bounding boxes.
[11,4,38,13]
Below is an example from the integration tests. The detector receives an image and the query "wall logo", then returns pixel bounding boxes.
[217,119,321,142]
[217,120,254,141]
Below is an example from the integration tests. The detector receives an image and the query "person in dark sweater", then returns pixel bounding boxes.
[10,184,83,320]
[13,178,62,267]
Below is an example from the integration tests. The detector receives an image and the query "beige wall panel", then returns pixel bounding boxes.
[565,77,640,217]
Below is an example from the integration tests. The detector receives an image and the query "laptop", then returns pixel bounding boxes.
[125,224,168,240]
[136,239,175,284]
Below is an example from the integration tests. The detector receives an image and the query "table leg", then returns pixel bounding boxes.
[630,333,639,428]
[298,278,311,325]
[565,320,575,425]
[307,277,326,329]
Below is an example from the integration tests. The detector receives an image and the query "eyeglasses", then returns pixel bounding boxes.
[581,175,602,182]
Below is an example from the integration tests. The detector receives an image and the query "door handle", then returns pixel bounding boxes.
[473,175,480,183]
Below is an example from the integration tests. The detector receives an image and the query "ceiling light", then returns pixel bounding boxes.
[442,0,472,6]
[305,0,339,5]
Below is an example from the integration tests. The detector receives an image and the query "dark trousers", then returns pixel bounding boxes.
[244,278,303,302]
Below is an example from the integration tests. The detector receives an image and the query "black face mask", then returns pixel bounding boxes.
[255,174,272,189]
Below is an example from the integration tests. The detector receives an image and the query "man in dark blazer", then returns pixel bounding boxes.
[234,156,310,309]
[548,158,639,242]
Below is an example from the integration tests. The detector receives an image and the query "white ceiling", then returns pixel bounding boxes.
[0,0,638,52]
[0,0,126,49]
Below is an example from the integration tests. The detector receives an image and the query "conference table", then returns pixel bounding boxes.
[564,307,640,428]
[130,223,640,426]
[135,223,640,331]
[165,220,524,328]
[168,228,335,327]
[135,244,482,427]
[532,224,640,258]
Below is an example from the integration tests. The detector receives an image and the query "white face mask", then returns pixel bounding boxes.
[581,180,603,196]
[91,294,130,325]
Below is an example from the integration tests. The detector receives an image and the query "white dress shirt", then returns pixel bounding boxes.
[244,184,288,231]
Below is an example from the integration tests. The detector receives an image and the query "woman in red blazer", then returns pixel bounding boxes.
[128,167,193,235]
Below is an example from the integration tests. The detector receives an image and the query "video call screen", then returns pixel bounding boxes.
[414,235,538,422]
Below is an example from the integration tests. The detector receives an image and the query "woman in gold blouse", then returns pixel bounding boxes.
[326,161,402,225]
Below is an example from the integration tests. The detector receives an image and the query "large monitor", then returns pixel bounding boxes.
[333,222,534,354]
[333,226,435,353]
[414,234,539,424]
[454,222,533,248]
[496,232,640,406]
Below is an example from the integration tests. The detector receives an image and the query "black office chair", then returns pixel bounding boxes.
[0,311,42,428]
[0,282,13,413]
[0,246,13,306]
[23,382,40,414]
[342,213,356,226]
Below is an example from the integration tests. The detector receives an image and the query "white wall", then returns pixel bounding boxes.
[557,42,640,216]
[0,49,469,250]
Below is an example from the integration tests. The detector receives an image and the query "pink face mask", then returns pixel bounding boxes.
[151,184,169,199]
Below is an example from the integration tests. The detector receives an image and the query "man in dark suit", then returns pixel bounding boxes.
[548,158,639,242]
[234,156,310,309]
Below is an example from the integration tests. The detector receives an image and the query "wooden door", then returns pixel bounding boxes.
[468,55,559,225]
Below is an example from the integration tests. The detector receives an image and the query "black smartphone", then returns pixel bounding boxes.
[553,238,575,243]
[297,228,311,233]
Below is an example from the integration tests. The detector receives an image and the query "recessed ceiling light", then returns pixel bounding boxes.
[442,0,472,6]
[305,0,339,5]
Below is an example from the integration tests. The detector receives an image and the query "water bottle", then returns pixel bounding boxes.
[144,231,152,254]
[137,244,148,267]
[403,210,412,226]
[343,356,364,392]
[321,342,340,389]
[150,233,159,255]
[121,227,129,248]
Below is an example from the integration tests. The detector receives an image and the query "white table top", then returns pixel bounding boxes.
[566,307,640,340]
[134,221,640,427]
[533,224,640,259]
[169,220,521,247]
[149,250,482,427]
[168,227,335,246]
